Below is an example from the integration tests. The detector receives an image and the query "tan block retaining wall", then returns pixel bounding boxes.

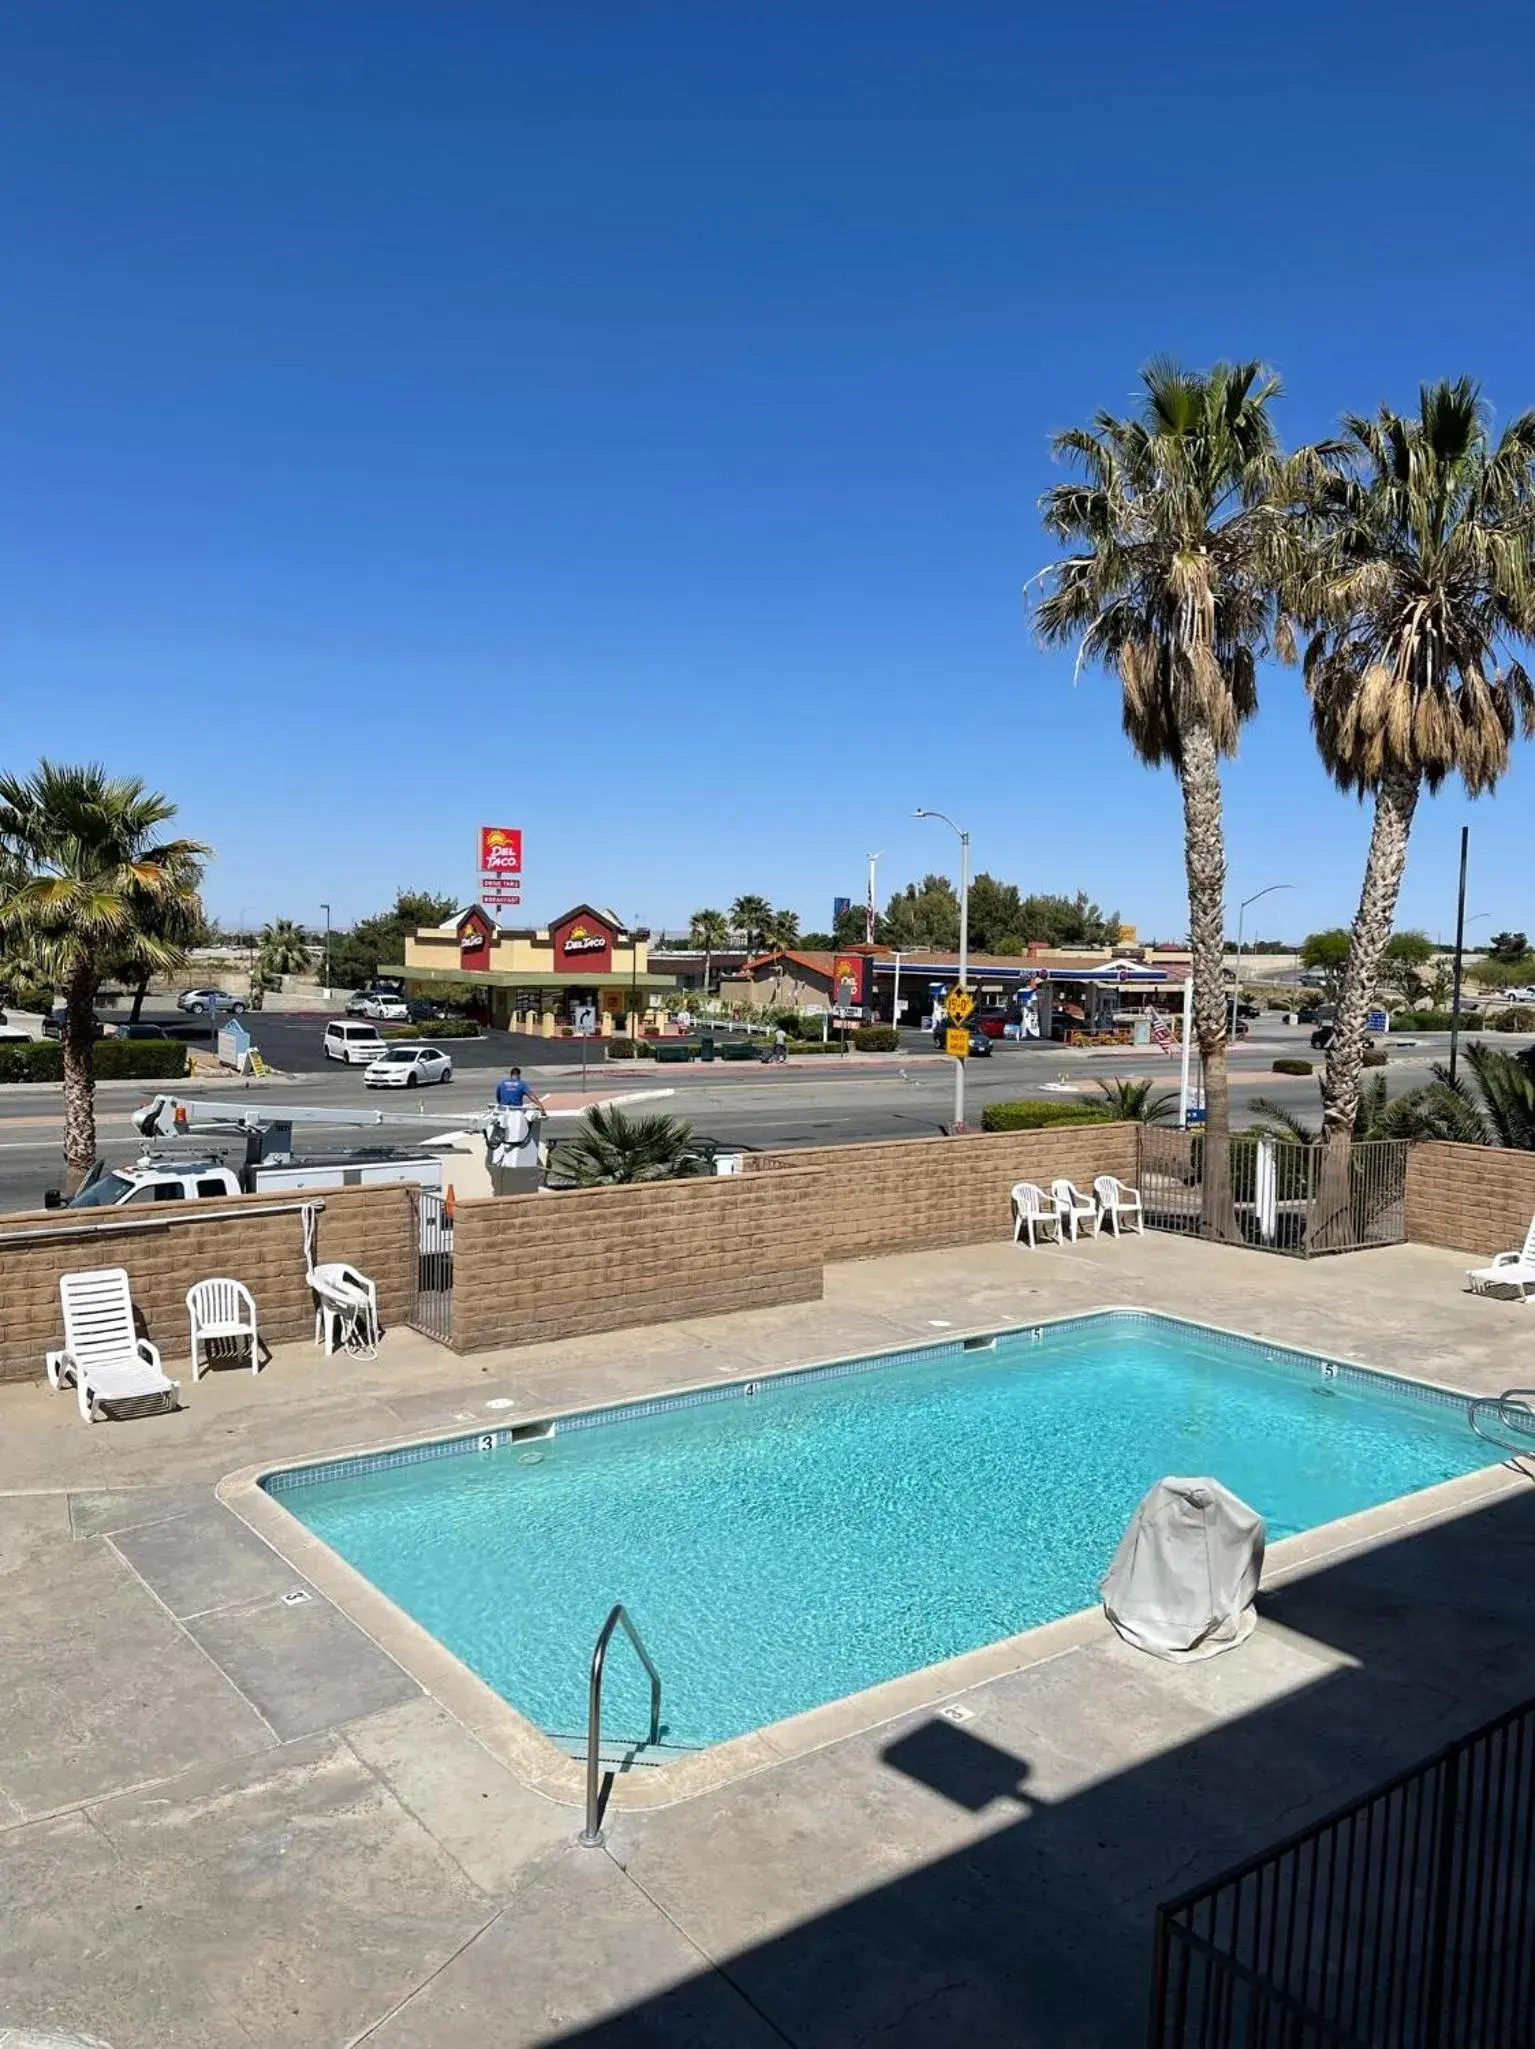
[1405,1140,1535,1256]
[744,1124,1140,1260]
[447,1166,823,1353]
[0,1184,417,1383]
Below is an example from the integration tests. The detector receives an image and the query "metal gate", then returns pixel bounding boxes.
[409,1188,453,1344]
[1149,1694,1535,2047]
[1139,1132,1409,1256]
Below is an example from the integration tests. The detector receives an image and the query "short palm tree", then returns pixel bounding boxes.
[1293,379,1535,1144]
[1037,359,1304,1224]
[1092,1076,1180,1124]
[258,917,315,982]
[553,1102,702,1186]
[729,894,773,955]
[1403,1042,1535,1150]
[688,907,730,993]
[0,763,209,1186]
[759,907,800,952]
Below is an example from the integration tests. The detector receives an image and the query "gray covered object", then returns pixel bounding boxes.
[1100,1476,1266,1662]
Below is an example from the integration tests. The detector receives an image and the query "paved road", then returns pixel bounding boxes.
[0,1010,1490,1214]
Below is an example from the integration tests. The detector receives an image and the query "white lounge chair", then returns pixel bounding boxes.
[1467,1218,1535,1302]
[1051,1178,1101,1241]
[308,1262,380,1356]
[1011,1181,1063,1249]
[1094,1175,1145,1236]
[47,1267,179,1424]
[187,1278,260,1379]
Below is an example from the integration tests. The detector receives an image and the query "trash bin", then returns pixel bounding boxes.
[699,1033,715,1062]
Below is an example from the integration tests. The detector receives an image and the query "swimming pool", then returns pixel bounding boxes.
[265,1311,1493,1753]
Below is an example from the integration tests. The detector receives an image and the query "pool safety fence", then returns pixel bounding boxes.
[1137,1132,1410,1257]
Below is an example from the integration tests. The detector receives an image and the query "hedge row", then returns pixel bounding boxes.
[1272,1057,1314,1076]
[382,1019,483,1040]
[980,1098,1115,1132]
[0,1039,190,1084]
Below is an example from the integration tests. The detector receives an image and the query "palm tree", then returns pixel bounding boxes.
[729,894,773,955]
[0,763,209,1187]
[760,907,800,952]
[552,1103,702,1186]
[1294,379,1535,1145]
[1092,1076,1180,1124]
[688,907,731,994]
[1037,359,1302,1226]
[1401,1042,1535,1149]
[118,863,210,1023]
[258,918,315,984]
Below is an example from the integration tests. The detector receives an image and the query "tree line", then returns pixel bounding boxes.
[1036,361,1535,1194]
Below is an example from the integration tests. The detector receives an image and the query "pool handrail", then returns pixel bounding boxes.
[579,1602,663,1847]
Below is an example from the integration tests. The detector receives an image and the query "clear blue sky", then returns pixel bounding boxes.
[4,0,1533,942]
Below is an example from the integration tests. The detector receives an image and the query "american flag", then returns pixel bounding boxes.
[1149,1008,1174,1056]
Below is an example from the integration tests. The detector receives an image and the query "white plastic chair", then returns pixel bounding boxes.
[308,1262,380,1356]
[1051,1178,1101,1241]
[1466,1216,1535,1302]
[1011,1181,1063,1248]
[47,1267,179,1424]
[186,1278,260,1379]
[1094,1174,1145,1236]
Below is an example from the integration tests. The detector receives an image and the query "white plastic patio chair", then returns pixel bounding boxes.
[1466,1217,1535,1302]
[186,1278,260,1379]
[308,1262,381,1356]
[1011,1181,1063,1249]
[1051,1178,1100,1241]
[1094,1175,1145,1236]
[47,1267,179,1424]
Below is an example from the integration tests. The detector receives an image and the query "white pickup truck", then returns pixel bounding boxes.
[53,1151,446,1210]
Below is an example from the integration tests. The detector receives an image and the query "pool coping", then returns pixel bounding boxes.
[217,1304,1532,1814]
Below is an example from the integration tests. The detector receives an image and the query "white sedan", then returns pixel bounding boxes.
[361,993,411,1022]
[363,1044,453,1089]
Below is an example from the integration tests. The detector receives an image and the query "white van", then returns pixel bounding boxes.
[324,1019,387,1065]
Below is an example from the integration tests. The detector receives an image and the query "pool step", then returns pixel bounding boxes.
[542,1730,702,1770]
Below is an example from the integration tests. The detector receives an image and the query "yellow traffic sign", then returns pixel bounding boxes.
[945,988,975,1024]
[945,1026,971,1058]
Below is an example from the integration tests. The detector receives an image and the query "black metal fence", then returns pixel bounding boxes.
[1148,1696,1535,2047]
[409,1188,453,1344]
[1138,1132,1409,1257]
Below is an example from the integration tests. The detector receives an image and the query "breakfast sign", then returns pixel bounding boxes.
[478,825,523,908]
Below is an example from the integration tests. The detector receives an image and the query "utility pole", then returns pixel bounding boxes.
[1449,826,1470,1086]
[865,852,882,945]
[915,809,971,1133]
[320,903,331,999]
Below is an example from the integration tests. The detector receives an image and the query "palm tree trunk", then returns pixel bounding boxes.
[1322,767,1420,1147]
[1177,723,1235,1237]
[61,968,99,1192]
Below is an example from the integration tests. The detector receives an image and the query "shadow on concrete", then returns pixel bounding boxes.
[552,1480,1535,2047]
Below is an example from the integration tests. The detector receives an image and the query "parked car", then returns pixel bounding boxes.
[972,1011,1012,1039]
[1235,1000,1260,1020]
[42,1008,108,1040]
[1310,1024,1377,1052]
[361,993,411,1023]
[364,1043,453,1088]
[112,1022,172,1040]
[406,996,446,1022]
[1496,985,1535,1004]
[177,988,245,1016]
[323,1020,387,1065]
[966,1027,993,1058]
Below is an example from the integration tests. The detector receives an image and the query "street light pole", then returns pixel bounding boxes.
[320,903,331,999]
[865,851,883,946]
[915,808,971,1133]
[1229,882,1294,1036]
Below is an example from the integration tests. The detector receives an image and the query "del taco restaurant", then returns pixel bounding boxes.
[388,904,676,1036]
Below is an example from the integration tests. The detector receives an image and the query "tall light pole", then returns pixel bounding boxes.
[1448,827,1477,1086]
[915,808,970,1133]
[320,903,332,999]
[865,852,883,944]
[1229,883,1293,1035]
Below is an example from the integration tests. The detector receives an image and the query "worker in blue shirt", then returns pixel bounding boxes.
[495,1066,547,1112]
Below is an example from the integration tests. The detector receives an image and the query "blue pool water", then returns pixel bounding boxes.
[269,1313,1492,1750]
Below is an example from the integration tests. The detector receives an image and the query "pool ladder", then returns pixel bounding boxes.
[579,1603,663,1848]
[1468,1387,1535,1474]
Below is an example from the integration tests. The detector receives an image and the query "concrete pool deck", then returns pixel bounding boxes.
[3,1232,1535,2046]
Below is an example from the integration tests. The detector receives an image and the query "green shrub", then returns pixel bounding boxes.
[1388,1009,1462,1031]
[852,1025,899,1051]
[786,1040,840,1054]
[0,1038,189,1084]
[980,1098,1114,1131]
[1361,1049,1388,1068]
[605,1037,646,1059]
[1272,1057,1314,1076]
[1486,1006,1535,1032]
[383,1018,482,1039]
